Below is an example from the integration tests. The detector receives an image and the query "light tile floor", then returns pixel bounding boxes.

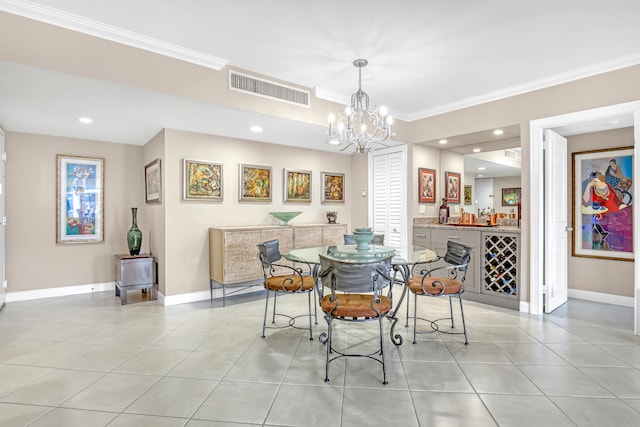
[0,289,639,426]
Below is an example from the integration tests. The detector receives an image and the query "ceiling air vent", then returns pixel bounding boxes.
[229,71,310,107]
[505,149,521,161]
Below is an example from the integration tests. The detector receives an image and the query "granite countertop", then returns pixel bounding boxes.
[413,221,520,233]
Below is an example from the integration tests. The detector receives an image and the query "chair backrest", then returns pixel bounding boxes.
[343,234,385,245]
[443,240,471,272]
[257,239,282,265]
[319,254,392,293]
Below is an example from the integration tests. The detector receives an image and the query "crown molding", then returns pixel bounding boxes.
[408,53,640,121]
[1,0,228,70]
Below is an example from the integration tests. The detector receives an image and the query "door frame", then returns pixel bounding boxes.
[529,101,640,334]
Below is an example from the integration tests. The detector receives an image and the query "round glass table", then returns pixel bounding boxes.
[285,244,438,345]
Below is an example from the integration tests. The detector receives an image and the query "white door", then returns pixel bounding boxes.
[370,145,407,251]
[474,179,494,213]
[544,129,568,312]
[0,127,5,309]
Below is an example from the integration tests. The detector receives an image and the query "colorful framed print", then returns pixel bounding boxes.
[56,154,104,244]
[501,187,521,206]
[444,171,461,203]
[284,168,311,203]
[145,159,162,204]
[239,163,272,202]
[321,172,345,203]
[464,185,472,204]
[183,159,223,202]
[418,168,436,203]
[572,146,633,261]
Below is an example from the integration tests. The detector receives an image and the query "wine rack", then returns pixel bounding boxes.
[482,233,519,298]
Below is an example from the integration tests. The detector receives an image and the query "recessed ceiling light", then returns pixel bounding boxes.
[249,125,263,133]
[473,148,481,153]
[477,174,484,178]
[439,139,448,145]
[493,129,504,135]
[478,167,486,170]
[78,116,93,125]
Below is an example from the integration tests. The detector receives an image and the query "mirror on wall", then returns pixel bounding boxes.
[420,124,522,215]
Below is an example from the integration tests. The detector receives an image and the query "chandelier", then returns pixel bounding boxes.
[326,59,395,153]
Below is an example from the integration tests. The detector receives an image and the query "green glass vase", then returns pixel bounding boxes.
[127,207,142,255]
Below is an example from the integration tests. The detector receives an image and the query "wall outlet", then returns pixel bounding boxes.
[419,205,425,214]
[454,205,460,213]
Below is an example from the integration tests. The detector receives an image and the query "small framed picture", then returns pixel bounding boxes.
[445,171,461,203]
[284,169,311,203]
[239,163,272,202]
[418,168,436,203]
[501,187,521,206]
[183,159,223,202]
[321,172,345,203]
[464,185,472,204]
[145,159,162,204]
[56,155,104,244]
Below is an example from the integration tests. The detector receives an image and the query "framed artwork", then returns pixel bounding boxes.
[183,159,223,202]
[145,159,162,204]
[445,171,461,203]
[321,171,345,203]
[464,185,472,204]
[501,187,521,206]
[239,163,272,202]
[418,168,436,203]
[284,168,311,203]
[572,146,633,261]
[56,154,104,244]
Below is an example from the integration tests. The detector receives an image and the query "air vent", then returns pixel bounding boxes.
[229,71,310,107]
[505,149,521,161]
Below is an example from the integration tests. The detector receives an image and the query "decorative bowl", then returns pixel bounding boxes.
[352,232,374,250]
[269,211,302,226]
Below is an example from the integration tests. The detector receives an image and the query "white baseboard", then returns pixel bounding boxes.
[568,288,634,307]
[163,285,262,306]
[6,282,115,302]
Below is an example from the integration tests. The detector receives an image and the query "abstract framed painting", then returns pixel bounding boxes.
[572,146,633,261]
[444,171,461,203]
[56,154,104,244]
[321,172,345,203]
[144,158,162,204]
[284,168,311,203]
[418,168,436,203]
[501,187,521,206]
[183,159,223,202]
[239,163,272,202]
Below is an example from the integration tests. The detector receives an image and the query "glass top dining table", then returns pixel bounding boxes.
[284,244,438,345]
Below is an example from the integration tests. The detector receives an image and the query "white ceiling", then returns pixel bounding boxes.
[1,0,640,150]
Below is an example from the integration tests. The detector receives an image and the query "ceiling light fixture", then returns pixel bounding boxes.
[326,59,395,153]
[473,148,481,153]
[439,139,448,145]
[493,129,504,135]
[249,125,263,133]
[478,167,486,170]
[78,116,93,125]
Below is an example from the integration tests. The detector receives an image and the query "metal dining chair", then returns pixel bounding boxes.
[257,239,316,340]
[407,240,471,345]
[318,254,393,384]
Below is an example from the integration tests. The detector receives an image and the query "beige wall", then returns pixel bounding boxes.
[5,133,142,292]
[567,127,634,297]
[159,129,353,297]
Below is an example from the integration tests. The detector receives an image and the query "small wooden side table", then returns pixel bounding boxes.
[114,254,157,305]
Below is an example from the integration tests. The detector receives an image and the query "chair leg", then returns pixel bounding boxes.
[307,291,313,341]
[272,292,277,324]
[458,295,469,345]
[449,296,455,329]
[378,315,388,385]
[313,287,318,325]
[405,290,410,328]
[412,293,418,345]
[262,288,270,339]
[324,316,332,383]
